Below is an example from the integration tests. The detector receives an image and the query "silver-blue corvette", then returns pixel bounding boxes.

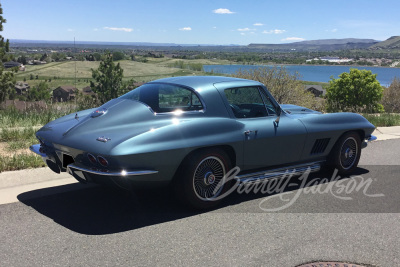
[31,76,376,209]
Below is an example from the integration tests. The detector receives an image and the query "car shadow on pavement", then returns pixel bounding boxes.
[17,167,370,235]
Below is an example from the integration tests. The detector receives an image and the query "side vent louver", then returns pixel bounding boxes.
[311,138,330,154]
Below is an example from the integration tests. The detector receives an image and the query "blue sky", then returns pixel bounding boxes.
[2,0,399,45]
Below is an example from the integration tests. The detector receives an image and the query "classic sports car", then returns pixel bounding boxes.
[30,76,376,209]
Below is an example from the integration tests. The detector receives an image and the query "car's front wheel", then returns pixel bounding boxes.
[174,148,232,209]
[330,131,362,175]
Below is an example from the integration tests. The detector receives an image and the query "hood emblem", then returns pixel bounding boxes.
[96,136,111,143]
[91,108,107,118]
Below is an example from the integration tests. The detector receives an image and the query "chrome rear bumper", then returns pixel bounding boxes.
[67,164,158,177]
[29,144,47,158]
[30,143,158,181]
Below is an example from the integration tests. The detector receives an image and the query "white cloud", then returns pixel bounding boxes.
[93,28,99,31]
[240,33,246,36]
[213,8,235,14]
[238,28,255,32]
[67,29,74,32]
[263,29,286,34]
[104,27,133,32]
[179,27,192,31]
[326,28,338,32]
[253,23,264,26]
[281,37,305,42]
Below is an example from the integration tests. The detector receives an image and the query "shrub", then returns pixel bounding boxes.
[326,68,384,113]
[382,77,400,113]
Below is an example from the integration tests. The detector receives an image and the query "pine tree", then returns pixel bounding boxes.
[0,3,16,103]
[90,53,124,104]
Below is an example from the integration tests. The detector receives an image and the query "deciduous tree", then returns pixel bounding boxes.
[233,66,322,111]
[326,68,384,113]
[382,77,400,113]
[27,81,51,101]
[112,51,125,61]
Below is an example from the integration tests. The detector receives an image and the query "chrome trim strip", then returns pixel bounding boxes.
[67,163,158,177]
[237,161,323,184]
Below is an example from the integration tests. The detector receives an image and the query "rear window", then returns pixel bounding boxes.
[120,83,204,113]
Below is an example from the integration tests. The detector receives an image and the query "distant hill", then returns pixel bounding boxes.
[248,38,379,51]
[295,38,378,45]
[370,36,400,49]
[10,39,238,48]
[11,38,393,52]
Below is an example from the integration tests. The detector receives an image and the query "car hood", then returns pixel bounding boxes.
[280,104,321,115]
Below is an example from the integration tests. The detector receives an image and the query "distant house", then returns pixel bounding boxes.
[82,86,96,98]
[4,61,25,71]
[53,85,78,102]
[305,85,326,97]
[15,81,30,95]
[4,61,21,68]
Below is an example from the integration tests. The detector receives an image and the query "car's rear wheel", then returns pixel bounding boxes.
[174,148,232,209]
[330,131,361,175]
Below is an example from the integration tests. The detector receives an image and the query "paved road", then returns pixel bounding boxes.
[0,139,399,267]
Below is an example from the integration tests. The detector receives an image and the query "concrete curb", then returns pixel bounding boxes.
[0,167,71,189]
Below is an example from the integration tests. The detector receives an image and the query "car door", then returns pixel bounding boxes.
[222,86,308,171]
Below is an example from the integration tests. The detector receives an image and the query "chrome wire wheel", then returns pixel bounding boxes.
[192,156,226,201]
[339,136,358,170]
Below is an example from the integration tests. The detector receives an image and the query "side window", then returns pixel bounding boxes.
[120,83,203,113]
[158,86,203,112]
[224,87,269,118]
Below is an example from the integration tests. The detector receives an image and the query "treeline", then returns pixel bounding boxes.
[168,60,203,71]
[9,44,400,66]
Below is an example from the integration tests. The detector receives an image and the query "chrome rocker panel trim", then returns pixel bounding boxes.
[237,161,323,184]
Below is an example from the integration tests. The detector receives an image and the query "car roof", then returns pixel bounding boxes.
[148,76,261,91]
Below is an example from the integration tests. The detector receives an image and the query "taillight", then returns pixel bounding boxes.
[87,154,97,164]
[97,156,108,167]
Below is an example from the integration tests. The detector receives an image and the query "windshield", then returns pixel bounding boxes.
[119,83,204,113]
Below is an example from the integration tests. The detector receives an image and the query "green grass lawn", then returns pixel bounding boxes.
[0,107,77,172]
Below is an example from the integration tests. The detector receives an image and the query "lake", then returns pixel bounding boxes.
[203,64,400,86]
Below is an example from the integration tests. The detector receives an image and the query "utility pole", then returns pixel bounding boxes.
[74,37,77,89]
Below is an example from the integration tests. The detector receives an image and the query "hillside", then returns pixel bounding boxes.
[248,38,379,51]
[370,36,400,49]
